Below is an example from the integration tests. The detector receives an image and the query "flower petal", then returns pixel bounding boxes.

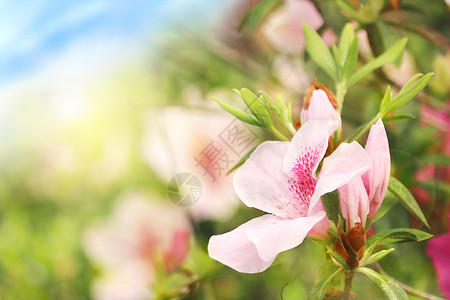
[208,216,277,273]
[234,141,300,218]
[426,233,450,299]
[362,119,391,219]
[307,200,330,240]
[246,212,326,262]
[310,141,371,213]
[283,118,339,180]
[301,89,341,124]
[338,176,369,229]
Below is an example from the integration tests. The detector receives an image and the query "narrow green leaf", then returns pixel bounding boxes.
[365,248,396,265]
[328,249,348,268]
[337,23,355,67]
[374,190,397,221]
[356,267,408,300]
[379,85,392,114]
[366,228,433,248]
[211,97,261,126]
[238,88,273,128]
[349,38,407,86]
[260,91,281,116]
[226,146,256,175]
[388,176,430,228]
[321,190,340,226]
[385,73,434,114]
[303,23,338,81]
[341,37,359,83]
[422,154,450,166]
[309,266,343,300]
[383,114,416,123]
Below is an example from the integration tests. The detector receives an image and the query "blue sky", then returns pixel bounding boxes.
[0,0,229,89]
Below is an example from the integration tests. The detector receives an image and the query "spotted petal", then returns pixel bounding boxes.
[283,118,339,180]
[234,141,301,218]
[310,142,371,213]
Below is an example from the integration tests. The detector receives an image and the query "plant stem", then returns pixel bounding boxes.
[270,125,289,141]
[335,82,348,113]
[346,114,381,143]
[343,271,354,300]
[373,263,445,300]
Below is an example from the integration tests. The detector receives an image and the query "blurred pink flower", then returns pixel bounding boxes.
[141,103,250,221]
[426,232,450,299]
[339,119,390,229]
[83,192,191,300]
[208,118,371,273]
[262,0,336,53]
[412,101,450,232]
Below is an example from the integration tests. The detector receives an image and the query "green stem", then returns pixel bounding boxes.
[270,125,289,141]
[335,82,348,113]
[343,271,354,300]
[345,114,381,143]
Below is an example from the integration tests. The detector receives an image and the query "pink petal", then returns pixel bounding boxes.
[426,233,450,299]
[362,119,391,219]
[305,200,330,240]
[283,118,339,180]
[338,176,369,230]
[300,89,341,124]
[208,216,278,273]
[234,141,301,218]
[246,212,326,261]
[311,141,371,213]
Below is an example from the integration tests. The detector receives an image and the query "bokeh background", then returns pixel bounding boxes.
[1,0,449,299]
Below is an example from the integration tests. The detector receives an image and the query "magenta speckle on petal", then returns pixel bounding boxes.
[286,145,321,217]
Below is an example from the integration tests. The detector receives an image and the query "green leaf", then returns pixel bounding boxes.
[365,248,396,265]
[226,146,256,175]
[348,38,407,86]
[366,228,433,248]
[239,0,282,32]
[367,21,402,66]
[211,96,261,126]
[303,23,338,82]
[237,88,273,128]
[341,37,359,83]
[321,190,341,226]
[309,266,343,300]
[422,154,450,166]
[337,23,355,67]
[383,114,416,123]
[384,73,434,114]
[388,176,430,228]
[379,85,392,113]
[373,190,398,221]
[328,249,348,268]
[356,267,408,300]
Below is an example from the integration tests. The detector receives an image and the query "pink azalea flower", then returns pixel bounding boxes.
[338,119,390,230]
[208,118,371,273]
[426,232,450,299]
[83,192,191,300]
[301,85,341,125]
